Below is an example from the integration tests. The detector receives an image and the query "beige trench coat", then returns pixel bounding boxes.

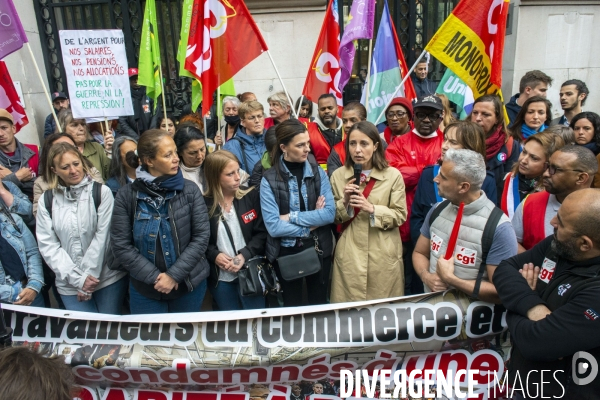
[330,165,407,303]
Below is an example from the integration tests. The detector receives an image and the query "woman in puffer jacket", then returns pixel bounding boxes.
[110,129,210,314]
[36,143,127,314]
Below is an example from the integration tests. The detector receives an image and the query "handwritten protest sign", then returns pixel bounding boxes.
[58,29,133,118]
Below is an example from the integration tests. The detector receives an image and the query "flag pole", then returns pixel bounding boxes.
[296,94,304,118]
[374,51,426,124]
[25,43,60,130]
[158,66,167,125]
[266,50,298,118]
[364,38,374,112]
[217,84,221,149]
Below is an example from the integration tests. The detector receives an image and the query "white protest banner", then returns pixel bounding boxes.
[58,29,133,118]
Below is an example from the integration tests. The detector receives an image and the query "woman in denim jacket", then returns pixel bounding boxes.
[0,202,44,307]
[111,130,210,314]
[260,120,335,306]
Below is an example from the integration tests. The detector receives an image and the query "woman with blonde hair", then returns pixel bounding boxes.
[56,109,111,180]
[203,150,267,310]
[500,131,565,218]
[435,93,456,132]
[36,143,127,313]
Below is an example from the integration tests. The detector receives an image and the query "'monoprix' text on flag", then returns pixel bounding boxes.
[338,0,375,91]
[425,0,509,98]
[185,0,268,116]
[138,0,162,108]
[0,0,28,60]
[362,0,416,124]
[302,0,343,107]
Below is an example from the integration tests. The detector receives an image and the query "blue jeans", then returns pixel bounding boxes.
[129,280,207,314]
[61,277,127,314]
[209,279,265,311]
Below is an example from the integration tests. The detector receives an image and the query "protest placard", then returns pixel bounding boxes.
[58,29,133,118]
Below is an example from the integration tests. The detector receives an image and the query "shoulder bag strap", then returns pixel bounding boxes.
[429,199,451,227]
[44,189,54,220]
[341,177,377,233]
[232,137,249,172]
[220,214,238,255]
[92,181,102,212]
[472,207,504,299]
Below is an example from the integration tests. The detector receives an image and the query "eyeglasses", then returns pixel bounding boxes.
[386,111,407,119]
[245,115,265,122]
[415,112,442,121]
[545,163,584,175]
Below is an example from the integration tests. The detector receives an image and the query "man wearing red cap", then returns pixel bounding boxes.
[0,109,38,200]
[381,97,413,145]
[385,95,444,294]
[118,68,155,138]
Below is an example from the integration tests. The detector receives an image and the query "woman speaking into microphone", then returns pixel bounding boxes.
[330,121,408,303]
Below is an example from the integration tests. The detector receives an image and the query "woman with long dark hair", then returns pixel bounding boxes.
[330,121,407,302]
[110,129,210,314]
[260,119,335,306]
[510,96,553,142]
[106,136,138,196]
[570,111,600,155]
[204,150,267,310]
[174,124,208,194]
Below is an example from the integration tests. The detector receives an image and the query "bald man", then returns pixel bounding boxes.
[493,188,600,398]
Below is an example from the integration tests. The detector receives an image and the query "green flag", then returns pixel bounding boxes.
[177,0,194,79]
[138,0,162,107]
[191,79,202,113]
[435,69,475,119]
[191,78,236,114]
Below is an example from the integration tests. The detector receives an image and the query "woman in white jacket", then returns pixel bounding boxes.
[36,143,127,314]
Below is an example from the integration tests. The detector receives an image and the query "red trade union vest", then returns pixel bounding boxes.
[522,191,551,250]
[333,140,346,166]
[307,122,333,170]
[23,144,40,176]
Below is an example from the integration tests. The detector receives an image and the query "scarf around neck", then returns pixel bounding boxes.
[486,124,506,161]
[132,166,185,198]
[521,123,547,140]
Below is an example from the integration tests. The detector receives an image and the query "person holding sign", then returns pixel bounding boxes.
[57,109,110,181]
[329,121,407,303]
[412,149,517,303]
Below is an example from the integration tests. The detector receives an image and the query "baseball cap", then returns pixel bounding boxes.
[413,95,444,111]
[386,97,414,120]
[128,68,139,77]
[0,109,14,124]
[51,92,68,101]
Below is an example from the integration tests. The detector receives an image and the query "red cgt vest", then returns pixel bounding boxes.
[307,122,333,171]
[522,191,551,250]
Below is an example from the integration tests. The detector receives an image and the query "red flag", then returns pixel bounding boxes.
[184,0,268,116]
[0,61,28,132]
[302,0,343,107]
[389,10,417,101]
[444,202,464,260]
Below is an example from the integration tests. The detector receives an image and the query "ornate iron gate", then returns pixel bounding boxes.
[33,0,457,115]
[33,0,192,117]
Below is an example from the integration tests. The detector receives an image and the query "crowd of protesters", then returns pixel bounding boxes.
[1,65,600,397]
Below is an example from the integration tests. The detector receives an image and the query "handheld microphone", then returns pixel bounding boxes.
[353,163,363,189]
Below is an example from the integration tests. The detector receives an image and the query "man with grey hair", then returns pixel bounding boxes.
[413,149,518,302]
[265,91,292,129]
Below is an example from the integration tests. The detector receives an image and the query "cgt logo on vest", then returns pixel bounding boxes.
[242,209,257,224]
[456,247,477,267]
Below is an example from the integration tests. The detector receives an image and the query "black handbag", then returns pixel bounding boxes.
[221,216,280,297]
[276,235,323,281]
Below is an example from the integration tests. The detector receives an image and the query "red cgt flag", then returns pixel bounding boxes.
[0,61,28,132]
[302,0,343,107]
[184,0,268,116]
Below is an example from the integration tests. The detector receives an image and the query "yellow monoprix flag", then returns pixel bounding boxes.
[425,0,510,99]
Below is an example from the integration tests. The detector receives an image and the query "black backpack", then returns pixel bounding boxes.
[429,199,504,299]
[43,181,102,218]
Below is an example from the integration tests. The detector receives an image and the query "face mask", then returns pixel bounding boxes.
[224,115,240,126]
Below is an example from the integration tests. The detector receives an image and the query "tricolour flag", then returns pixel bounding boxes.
[0,61,28,132]
[0,0,27,60]
[138,0,162,108]
[436,68,474,119]
[338,0,375,90]
[362,0,416,124]
[425,0,509,98]
[302,0,343,107]
[185,0,268,116]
